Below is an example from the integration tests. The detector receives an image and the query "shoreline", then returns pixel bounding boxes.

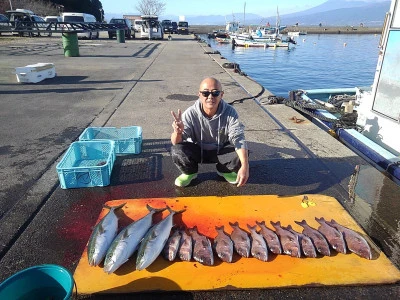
[190,25,383,35]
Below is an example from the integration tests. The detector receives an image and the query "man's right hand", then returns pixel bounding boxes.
[171,109,184,134]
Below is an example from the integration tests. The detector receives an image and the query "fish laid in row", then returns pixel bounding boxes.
[295,220,331,256]
[285,225,317,258]
[103,204,166,274]
[229,222,251,258]
[315,217,346,254]
[179,230,193,261]
[163,228,182,262]
[213,226,234,263]
[326,219,372,259]
[87,203,126,267]
[136,207,186,270]
[247,224,268,262]
[270,221,301,258]
[256,221,282,255]
[189,226,214,266]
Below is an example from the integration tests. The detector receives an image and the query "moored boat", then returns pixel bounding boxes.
[287,1,400,185]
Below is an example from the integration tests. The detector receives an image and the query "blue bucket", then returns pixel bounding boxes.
[0,264,74,300]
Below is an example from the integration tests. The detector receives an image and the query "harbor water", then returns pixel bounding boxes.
[204,33,381,97]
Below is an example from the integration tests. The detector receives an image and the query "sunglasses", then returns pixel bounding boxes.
[200,90,221,97]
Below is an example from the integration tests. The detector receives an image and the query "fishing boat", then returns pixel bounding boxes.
[230,6,295,49]
[215,36,231,44]
[231,35,294,48]
[287,31,307,37]
[287,0,400,185]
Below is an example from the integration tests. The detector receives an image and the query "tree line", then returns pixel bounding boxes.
[1,0,166,22]
[1,0,103,21]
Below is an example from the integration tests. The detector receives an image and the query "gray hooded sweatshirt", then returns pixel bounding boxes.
[181,99,247,153]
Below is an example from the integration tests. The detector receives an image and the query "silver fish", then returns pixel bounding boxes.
[229,222,251,258]
[326,219,372,259]
[136,206,186,270]
[103,204,166,274]
[162,228,182,261]
[178,230,193,261]
[213,226,234,263]
[295,220,331,256]
[188,226,214,266]
[315,217,346,254]
[285,225,317,258]
[247,224,268,262]
[87,202,126,266]
[256,220,282,254]
[270,221,301,258]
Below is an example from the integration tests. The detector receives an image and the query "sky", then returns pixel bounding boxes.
[101,0,328,17]
[101,0,388,17]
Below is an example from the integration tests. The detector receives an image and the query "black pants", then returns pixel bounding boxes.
[171,142,241,175]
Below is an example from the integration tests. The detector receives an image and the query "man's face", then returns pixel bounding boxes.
[198,79,224,113]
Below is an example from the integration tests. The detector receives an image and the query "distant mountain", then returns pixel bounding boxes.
[277,0,391,26]
[105,1,391,26]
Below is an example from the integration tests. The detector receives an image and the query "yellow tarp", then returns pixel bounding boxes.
[74,195,400,294]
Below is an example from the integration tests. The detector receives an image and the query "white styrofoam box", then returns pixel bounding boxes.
[14,63,56,83]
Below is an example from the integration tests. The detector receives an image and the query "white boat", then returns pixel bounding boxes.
[287,0,400,185]
[231,36,293,48]
[287,31,307,37]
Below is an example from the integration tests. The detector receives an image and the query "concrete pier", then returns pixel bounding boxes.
[0,33,398,298]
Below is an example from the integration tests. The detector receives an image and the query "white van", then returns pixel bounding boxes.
[61,12,98,39]
[139,15,163,39]
[132,19,143,32]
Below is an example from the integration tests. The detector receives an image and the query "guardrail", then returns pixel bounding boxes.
[0,21,126,34]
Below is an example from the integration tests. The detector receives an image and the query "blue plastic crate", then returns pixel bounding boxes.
[79,126,142,155]
[56,140,116,189]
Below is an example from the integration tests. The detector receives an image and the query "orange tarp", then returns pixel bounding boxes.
[73,195,400,295]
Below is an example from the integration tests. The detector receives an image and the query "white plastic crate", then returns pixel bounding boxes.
[14,63,56,83]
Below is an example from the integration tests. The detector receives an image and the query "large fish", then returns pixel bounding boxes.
[162,228,182,261]
[247,224,268,262]
[103,204,166,274]
[188,226,214,266]
[315,217,346,254]
[213,226,234,263]
[295,220,331,256]
[270,221,301,258]
[229,222,251,258]
[178,230,193,261]
[136,206,186,270]
[326,219,372,259]
[285,225,317,258]
[87,202,126,267]
[256,220,282,254]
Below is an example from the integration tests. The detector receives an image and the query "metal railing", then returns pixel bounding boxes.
[0,21,126,34]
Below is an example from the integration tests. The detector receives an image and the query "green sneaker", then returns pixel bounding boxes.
[175,173,197,187]
[217,171,238,184]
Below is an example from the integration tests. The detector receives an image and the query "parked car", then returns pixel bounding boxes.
[61,12,99,39]
[177,21,189,35]
[171,21,178,34]
[44,16,61,23]
[132,19,143,32]
[161,19,173,33]
[139,15,163,40]
[0,14,12,35]
[6,9,52,37]
[108,18,134,39]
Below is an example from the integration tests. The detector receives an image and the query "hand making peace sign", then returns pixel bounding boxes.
[171,109,184,134]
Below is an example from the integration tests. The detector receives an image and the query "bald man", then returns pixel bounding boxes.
[171,77,249,187]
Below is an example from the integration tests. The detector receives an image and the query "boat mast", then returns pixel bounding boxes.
[276,6,280,35]
[244,2,246,31]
